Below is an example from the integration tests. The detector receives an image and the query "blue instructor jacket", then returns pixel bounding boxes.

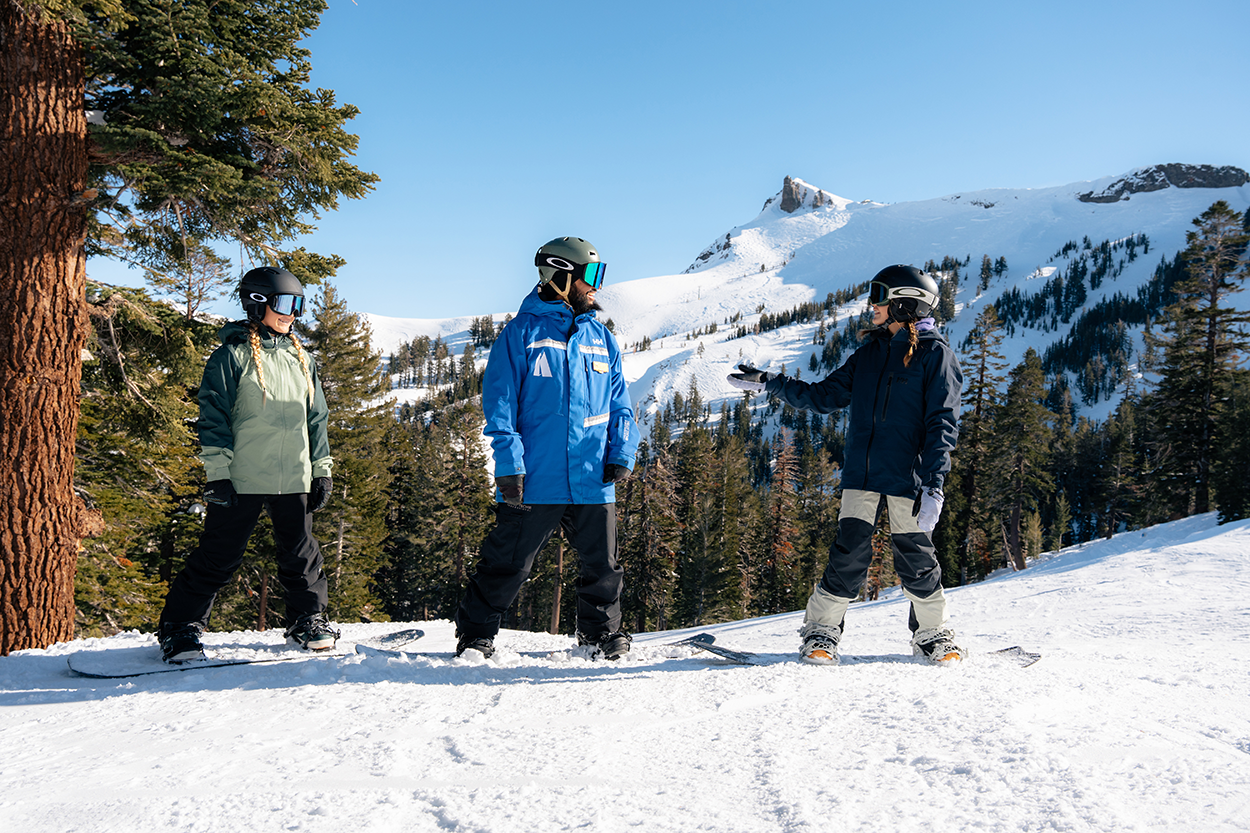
[482,288,639,504]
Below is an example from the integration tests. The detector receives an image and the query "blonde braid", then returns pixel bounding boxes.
[288,331,316,400]
[903,321,919,367]
[248,321,268,404]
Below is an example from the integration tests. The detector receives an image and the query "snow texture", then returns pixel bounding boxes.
[3,512,1249,831]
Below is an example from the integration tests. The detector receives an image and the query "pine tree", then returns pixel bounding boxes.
[989,349,1054,570]
[951,305,1008,583]
[1143,201,1249,515]
[617,441,680,632]
[1,0,375,653]
[793,442,840,599]
[300,284,393,622]
[375,421,427,621]
[756,433,802,614]
[1097,391,1146,537]
[1211,369,1250,523]
[74,282,215,635]
[673,424,722,625]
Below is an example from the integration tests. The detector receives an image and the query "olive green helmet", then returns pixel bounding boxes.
[534,236,602,287]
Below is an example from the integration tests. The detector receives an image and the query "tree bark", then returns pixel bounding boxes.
[0,7,89,654]
[548,531,563,635]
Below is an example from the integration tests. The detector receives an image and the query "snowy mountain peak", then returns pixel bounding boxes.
[771,175,853,214]
[684,176,856,274]
[1077,163,1249,204]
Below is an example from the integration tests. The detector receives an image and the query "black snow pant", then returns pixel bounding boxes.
[817,489,945,633]
[456,503,623,640]
[160,492,328,630]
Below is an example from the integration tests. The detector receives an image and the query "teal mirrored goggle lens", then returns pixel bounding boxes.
[269,294,304,316]
[868,281,891,305]
[581,261,606,290]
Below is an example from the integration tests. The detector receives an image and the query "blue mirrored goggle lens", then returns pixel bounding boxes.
[868,281,891,305]
[581,261,606,289]
[269,294,304,316]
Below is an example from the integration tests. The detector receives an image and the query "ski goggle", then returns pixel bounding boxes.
[248,292,305,316]
[534,253,608,290]
[868,281,893,306]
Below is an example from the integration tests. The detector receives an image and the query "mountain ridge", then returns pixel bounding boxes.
[366,163,1250,428]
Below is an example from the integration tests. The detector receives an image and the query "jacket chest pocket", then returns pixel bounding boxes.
[880,373,913,422]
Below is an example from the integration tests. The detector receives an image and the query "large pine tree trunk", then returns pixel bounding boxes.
[0,8,89,654]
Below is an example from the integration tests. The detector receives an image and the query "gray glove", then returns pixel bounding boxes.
[913,487,944,534]
[727,364,777,393]
[495,474,524,507]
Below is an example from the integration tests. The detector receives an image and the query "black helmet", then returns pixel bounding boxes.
[867,265,939,322]
[239,266,305,321]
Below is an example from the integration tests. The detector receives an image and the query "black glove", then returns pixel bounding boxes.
[727,364,777,393]
[204,479,237,508]
[496,474,525,507]
[309,476,332,513]
[603,463,632,484]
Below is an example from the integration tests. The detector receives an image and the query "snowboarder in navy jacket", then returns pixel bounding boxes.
[455,237,639,661]
[729,265,966,665]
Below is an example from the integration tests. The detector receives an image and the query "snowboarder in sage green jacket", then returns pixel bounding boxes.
[729,265,966,666]
[156,267,338,664]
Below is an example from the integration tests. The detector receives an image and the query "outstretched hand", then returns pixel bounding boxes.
[727,364,776,393]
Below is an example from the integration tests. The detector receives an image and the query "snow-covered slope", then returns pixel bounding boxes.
[4,513,1249,831]
[366,165,1250,427]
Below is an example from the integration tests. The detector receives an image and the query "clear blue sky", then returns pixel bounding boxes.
[87,0,1250,320]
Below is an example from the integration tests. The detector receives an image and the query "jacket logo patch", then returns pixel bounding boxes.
[533,353,553,378]
[592,361,609,373]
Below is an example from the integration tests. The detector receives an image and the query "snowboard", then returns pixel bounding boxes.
[680,639,1042,668]
[67,628,426,679]
[355,631,720,662]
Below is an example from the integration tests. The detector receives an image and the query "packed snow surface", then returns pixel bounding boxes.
[3,514,1249,831]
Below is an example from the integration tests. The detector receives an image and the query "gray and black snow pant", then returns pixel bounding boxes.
[160,492,328,630]
[805,489,949,634]
[456,503,623,640]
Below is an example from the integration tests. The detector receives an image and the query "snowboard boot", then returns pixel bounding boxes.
[799,622,841,665]
[456,632,495,659]
[284,612,340,652]
[911,627,966,664]
[577,630,632,660]
[157,622,206,664]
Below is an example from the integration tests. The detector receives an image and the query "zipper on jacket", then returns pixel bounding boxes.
[863,340,892,486]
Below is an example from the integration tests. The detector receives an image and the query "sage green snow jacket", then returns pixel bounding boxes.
[196,321,332,495]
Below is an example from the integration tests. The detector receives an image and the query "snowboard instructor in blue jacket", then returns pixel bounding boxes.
[455,237,639,661]
[729,265,966,666]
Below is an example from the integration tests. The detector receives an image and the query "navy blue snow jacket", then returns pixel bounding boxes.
[482,287,639,505]
[766,320,962,498]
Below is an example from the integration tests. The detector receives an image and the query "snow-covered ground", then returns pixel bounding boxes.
[3,513,1249,832]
